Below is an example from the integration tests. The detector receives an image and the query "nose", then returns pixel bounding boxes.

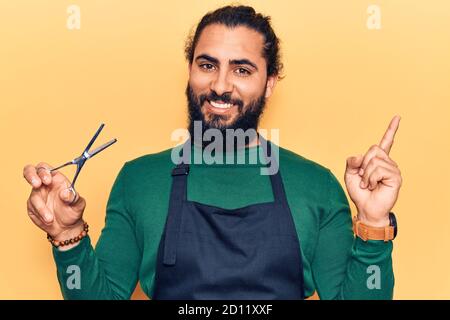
[210,69,233,96]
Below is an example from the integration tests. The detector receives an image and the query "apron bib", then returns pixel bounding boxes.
[153,137,305,299]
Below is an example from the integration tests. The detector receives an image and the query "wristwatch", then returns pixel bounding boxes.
[353,212,397,242]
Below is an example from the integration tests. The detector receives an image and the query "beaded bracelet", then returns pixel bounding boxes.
[47,222,89,248]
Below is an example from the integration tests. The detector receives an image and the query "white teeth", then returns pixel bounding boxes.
[210,101,233,109]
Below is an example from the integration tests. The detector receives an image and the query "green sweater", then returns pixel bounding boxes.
[52,142,394,300]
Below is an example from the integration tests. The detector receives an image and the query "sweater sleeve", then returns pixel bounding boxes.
[52,163,141,299]
[311,170,394,300]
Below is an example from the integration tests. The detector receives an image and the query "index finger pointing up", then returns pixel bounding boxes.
[379,115,401,154]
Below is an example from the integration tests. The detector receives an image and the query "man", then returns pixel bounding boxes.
[23,5,401,299]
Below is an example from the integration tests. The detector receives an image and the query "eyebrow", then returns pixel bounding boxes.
[195,54,258,71]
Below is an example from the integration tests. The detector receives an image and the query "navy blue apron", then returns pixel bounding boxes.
[153,137,305,299]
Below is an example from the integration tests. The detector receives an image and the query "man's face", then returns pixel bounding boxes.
[187,24,277,139]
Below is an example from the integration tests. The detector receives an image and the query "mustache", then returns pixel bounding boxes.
[199,91,244,111]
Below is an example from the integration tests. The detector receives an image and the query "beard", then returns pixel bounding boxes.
[186,83,267,150]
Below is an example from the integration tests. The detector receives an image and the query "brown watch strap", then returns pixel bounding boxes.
[352,216,395,242]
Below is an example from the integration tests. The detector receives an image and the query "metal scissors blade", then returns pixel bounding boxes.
[83,123,105,156]
[86,138,117,159]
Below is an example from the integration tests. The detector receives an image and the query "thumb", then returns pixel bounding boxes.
[59,187,84,208]
[346,154,364,174]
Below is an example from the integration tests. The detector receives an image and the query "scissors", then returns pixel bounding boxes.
[42,123,117,203]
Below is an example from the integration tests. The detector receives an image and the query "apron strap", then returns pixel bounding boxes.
[163,141,190,265]
[258,135,289,207]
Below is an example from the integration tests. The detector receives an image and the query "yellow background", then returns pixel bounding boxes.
[1,0,449,299]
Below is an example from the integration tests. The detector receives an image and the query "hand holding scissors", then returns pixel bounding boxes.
[23,124,117,245]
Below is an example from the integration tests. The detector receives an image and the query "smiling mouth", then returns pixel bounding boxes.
[205,99,237,114]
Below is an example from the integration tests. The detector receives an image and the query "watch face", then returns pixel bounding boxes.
[389,212,397,238]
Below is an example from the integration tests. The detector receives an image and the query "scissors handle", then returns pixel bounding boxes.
[70,160,86,190]
[50,161,74,172]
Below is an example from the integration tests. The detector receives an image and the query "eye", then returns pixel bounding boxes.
[199,63,216,71]
[235,67,251,76]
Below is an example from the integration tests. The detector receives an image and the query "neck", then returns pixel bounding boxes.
[246,134,260,148]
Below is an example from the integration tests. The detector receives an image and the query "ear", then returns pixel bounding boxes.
[264,75,278,99]
[188,62,192,76]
